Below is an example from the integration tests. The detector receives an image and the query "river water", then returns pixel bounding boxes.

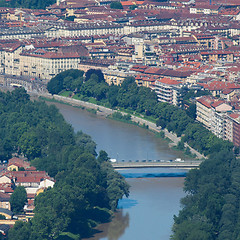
[50,102,186,240]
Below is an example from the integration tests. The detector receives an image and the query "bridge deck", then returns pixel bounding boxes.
[112,161,202,169]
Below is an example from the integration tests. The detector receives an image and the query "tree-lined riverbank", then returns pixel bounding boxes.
[1,88,129,240]
[39,93,205,160]
[49,101,187,240]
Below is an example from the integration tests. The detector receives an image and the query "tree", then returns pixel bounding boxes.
[85,69,105,82]
[0,0,55,9]
[10,186,27,214]
[97,150,109,163]
[129,4,137,10]
[8,221,31,240]
[110,1,123,9]
[0,90,130,239]
[47,69,84,94]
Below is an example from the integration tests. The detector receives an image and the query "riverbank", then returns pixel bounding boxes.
[37,92,205,160]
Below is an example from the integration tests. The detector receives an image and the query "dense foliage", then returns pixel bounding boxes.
[47,69,240,239]
[47,69,84,95]
[0,0,55,9]
[110,1,123,9]
[10,186,27,214]
[47,69,233,157]
[1,88,129,239]
[171,148,240,240]
[47,70,158,111]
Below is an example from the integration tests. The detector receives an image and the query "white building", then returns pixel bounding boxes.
[153,77,183,106]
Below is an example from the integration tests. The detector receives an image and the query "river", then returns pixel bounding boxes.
[50,102,186,240]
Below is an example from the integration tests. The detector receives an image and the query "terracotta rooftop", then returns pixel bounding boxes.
[201,81,240,91]
[157,77,182,85]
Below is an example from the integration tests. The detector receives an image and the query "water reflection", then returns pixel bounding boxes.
[86,210,130,240]
[107,212,129,240]
[52,103,186,240]
[118,198,138,209]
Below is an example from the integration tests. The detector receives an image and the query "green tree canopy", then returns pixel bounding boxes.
[10,186,27,214]
[2,89,129,239]
[110,1,123,9]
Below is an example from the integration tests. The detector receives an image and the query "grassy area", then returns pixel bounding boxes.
[39,96,72,106]
[143,115,157,124]
[86,108,97,114]
[57,232,80,240]
[39,96,85,110]
[118,107,157,124]
[59,90,72,97]
[155,131,165,139]
[171,145,197,159]
[108,112,151,130]
[71,93,112,109]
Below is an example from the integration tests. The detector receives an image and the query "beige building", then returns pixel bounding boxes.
[104,69,135,86]
[0,193,11,210]
[225,113,234,143]
[104,63,135,86]
[210,102,232,139]
[4,44,23,76]
[200,50,234,62]
[78,59,111,73]
[1,42,89,81]
[196,96,236,142]
[19,45,89,81]
[196,95,215,129]
[0,176,11,185]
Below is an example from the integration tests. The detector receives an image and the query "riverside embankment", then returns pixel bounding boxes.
[39,93,205,160]
[50,100,187,240]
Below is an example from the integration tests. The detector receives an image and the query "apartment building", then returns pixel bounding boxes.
[4,43,23,76]
[104,63,135,86]
[190,4,220,15]
[210,101,232,139]
[196,95,214,129]
[18,45,89,81]
[44,22,124,38]
[226,113,240,147]
[196,95,238,143]
[153,77,183,106]
[0,27,45,40]
[200,50,234,62]
[43,21,178,39]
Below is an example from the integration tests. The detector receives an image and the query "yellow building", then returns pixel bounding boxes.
[200,50,234,62]
[7,164,19,172]
[104,68,135,86]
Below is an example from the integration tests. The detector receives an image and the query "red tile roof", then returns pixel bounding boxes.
[8,157,30,169]
[229,113,240,119]
[197,95,215,108]
[157,77,182,85]
[201,81,240,91]
[211,100,225,108]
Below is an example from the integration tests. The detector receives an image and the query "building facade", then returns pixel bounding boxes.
[153,77,183,106]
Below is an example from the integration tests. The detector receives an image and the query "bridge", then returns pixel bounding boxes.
[112,161,202,169]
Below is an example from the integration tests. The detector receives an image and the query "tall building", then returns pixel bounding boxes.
[153,77,183,106]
